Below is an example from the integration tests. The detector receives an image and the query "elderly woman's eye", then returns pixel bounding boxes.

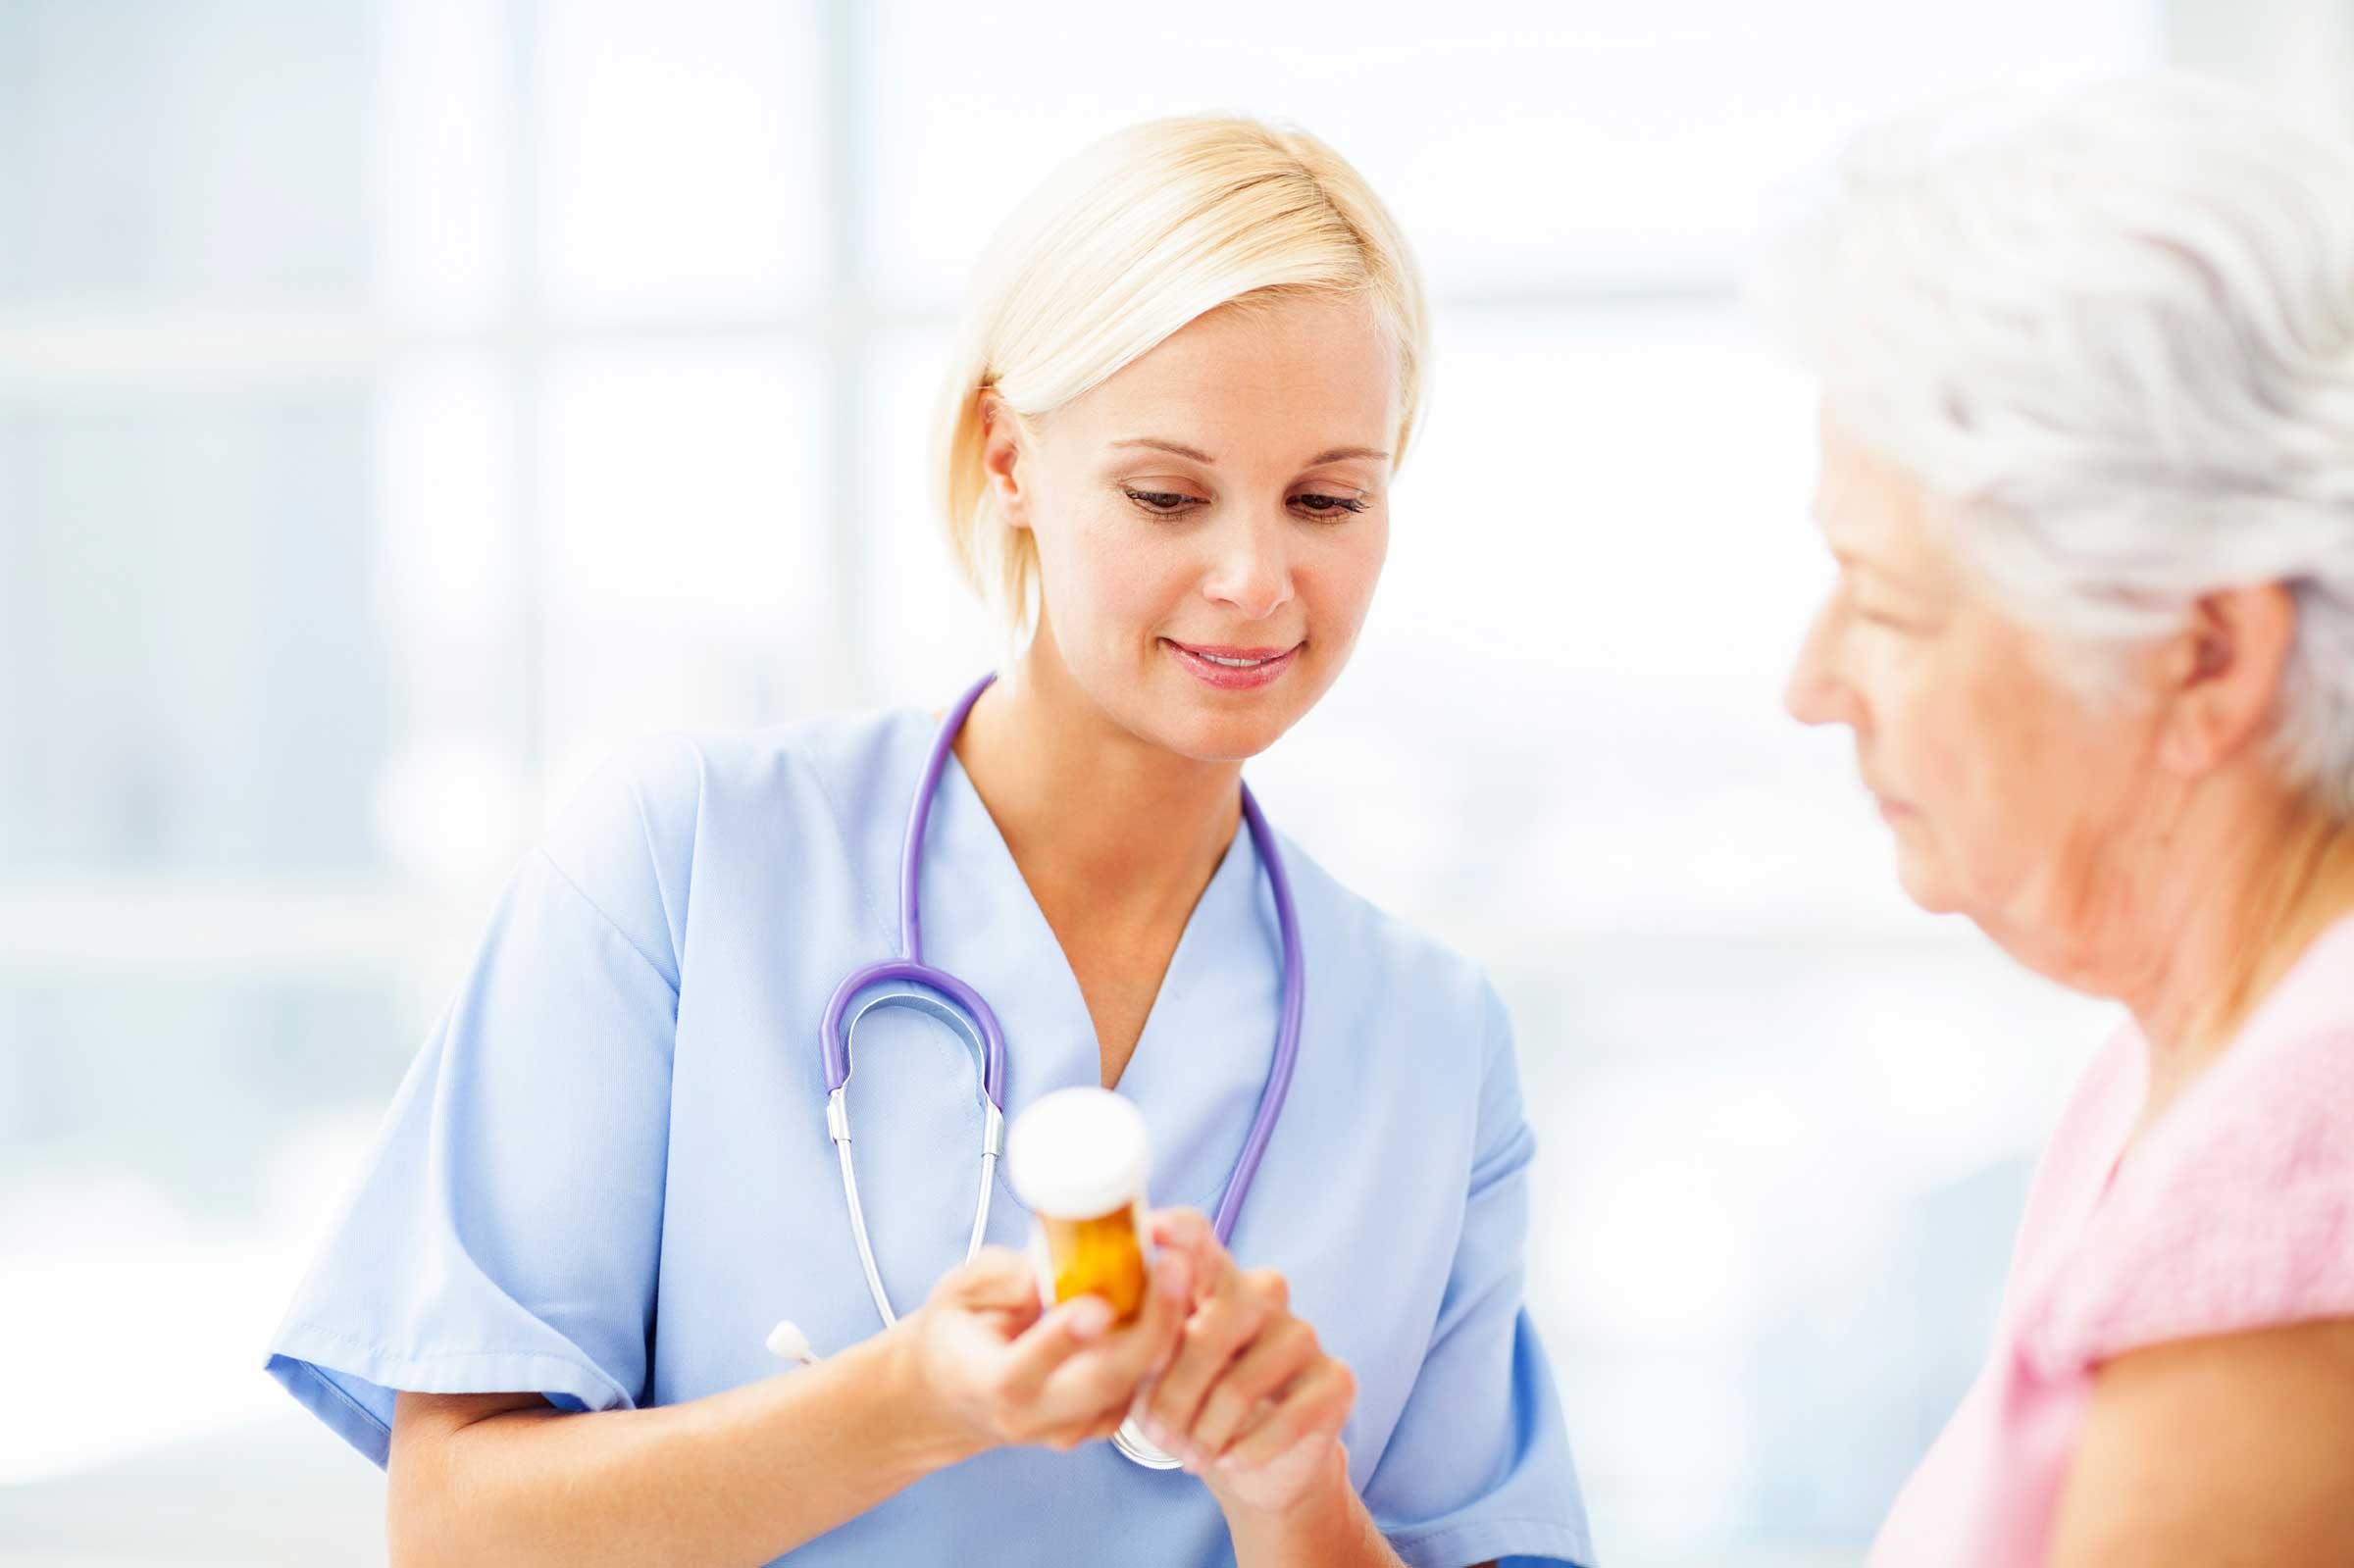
[1292,492,1370,517]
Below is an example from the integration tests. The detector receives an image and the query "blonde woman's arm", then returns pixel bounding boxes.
[386,1246,1189,1568]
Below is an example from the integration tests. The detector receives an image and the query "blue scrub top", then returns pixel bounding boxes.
[265,706,1593,1568]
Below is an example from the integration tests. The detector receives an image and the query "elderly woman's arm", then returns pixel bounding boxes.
[2048,1318,2354,1566]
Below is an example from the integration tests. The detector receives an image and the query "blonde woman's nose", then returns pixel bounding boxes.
[1203,519,1295,622]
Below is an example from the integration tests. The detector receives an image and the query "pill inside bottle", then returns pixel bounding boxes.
[1006,1087,1152,1327]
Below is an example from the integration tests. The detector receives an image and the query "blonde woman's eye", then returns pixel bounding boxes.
[1291,492,1369,518]
[1123,486,1200,516]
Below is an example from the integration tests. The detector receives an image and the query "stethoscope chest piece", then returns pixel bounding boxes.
[1112,1415,1185,1470]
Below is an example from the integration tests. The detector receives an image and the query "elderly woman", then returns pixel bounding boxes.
[1772,76,2354,1566]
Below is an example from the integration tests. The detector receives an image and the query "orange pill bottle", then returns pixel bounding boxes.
[1006,1087,1151,1326]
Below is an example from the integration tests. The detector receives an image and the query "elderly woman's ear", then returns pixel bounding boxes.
[2157,584,2299,781]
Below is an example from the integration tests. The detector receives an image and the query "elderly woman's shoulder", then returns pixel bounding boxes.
[2026,919,2354,1377]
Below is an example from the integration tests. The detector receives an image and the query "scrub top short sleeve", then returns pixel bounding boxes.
[1361,982,1595,1568]
[263,738,698,1466]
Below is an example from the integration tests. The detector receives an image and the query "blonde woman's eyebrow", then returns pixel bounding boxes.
[1108,437,1391,467]
[1109,437,1216,462]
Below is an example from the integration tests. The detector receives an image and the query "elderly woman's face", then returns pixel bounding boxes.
[1784,422,2164,934]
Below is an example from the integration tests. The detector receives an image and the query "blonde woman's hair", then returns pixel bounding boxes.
[933,116,1430,652]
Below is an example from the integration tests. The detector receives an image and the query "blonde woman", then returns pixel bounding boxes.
[1771,76,2354,1564]
[264,118,1593,1568]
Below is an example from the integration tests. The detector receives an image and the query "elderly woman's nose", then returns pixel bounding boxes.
[1203,515,1296,621]
[1785,608,1851,727]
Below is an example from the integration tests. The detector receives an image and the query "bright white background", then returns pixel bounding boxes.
[3,2,2347,1563]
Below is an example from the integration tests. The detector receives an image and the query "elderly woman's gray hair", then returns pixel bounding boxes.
[1758,72,2354,815]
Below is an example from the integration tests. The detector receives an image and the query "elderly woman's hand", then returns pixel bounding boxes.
[1136,1208,1359,1518]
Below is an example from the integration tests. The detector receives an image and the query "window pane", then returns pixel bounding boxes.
[0,972,413,1486]
[1257,303,1889,936]
[376,0,510,329]
[866,0,2159,308]
[0,0,373,310]
[0,389,386,877]
[538,0,826,320]
[856,325,997,702]
[539,342,827,799]
[372,351,532,886]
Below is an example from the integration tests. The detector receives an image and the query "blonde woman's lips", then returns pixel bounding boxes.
[1161,638,1300,690]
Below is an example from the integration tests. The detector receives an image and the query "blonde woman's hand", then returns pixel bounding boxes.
[901,1243,1191,1457]
[1136,1209,1359,1519]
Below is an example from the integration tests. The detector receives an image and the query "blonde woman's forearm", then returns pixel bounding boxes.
[385,1326,970,1568]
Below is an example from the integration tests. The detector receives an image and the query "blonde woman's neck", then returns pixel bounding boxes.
[952,628,1243,935]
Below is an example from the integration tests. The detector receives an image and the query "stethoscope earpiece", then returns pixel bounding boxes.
[766,1318,818,1366]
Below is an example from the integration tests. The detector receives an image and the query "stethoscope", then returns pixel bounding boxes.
[774,671,1306,1470]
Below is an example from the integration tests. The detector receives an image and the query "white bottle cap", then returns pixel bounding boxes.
[1006,1087,1150,1220]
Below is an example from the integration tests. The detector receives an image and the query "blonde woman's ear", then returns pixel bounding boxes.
[979,395,1032,531]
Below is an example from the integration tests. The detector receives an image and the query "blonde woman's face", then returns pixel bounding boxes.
[1005,293,1400,761]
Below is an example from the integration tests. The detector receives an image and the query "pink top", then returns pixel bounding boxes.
[1868,914,2354,1567]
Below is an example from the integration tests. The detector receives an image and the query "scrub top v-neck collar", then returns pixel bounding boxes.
[907,717,1282,1221]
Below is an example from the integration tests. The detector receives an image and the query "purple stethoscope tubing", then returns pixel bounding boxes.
[818,672,1012,1112]
[818,671,1305,1288]
[1212,784,1305,1242]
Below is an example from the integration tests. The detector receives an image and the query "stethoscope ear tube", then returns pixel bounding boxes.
[825,989,1003,1326]
[1207,786,1305,1246]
